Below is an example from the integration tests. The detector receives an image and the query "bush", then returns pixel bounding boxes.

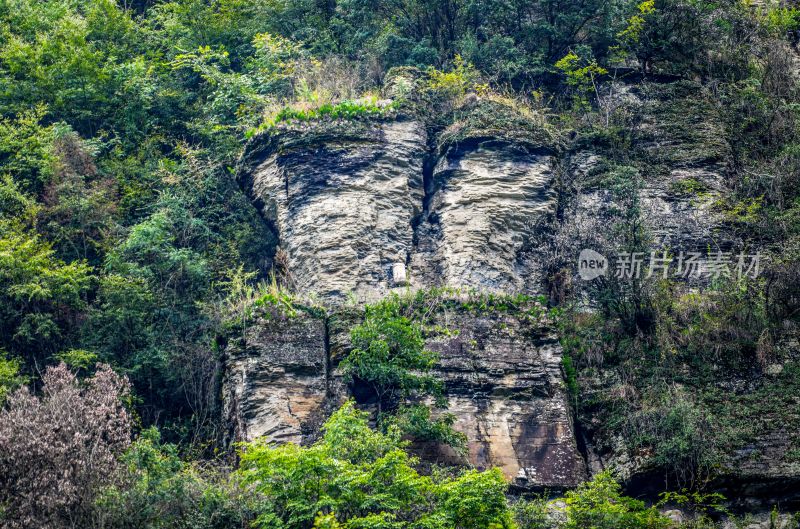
[0,363,131,529]
[513,496,552,529]
[562,471,670,529]
[627,393,718,489]
[238,401,513,529]
[0,222,93,366]
[341,295,442,415]
[96,428,252,529]
[0,353,26,407]
[386,404,468,455]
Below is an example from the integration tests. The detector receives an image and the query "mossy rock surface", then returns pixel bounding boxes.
[237,117,393,183]
[632,81,731,169]
[437,99,562,154]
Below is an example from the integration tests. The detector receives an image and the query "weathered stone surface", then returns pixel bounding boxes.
[426,310,586,488]
[631,81,732,252]
[222,311,328,445]
[232,106,580,488]
[412,142,557,293]
[554,81,735,295]
[240,119,427,303]
[229,78,797,501]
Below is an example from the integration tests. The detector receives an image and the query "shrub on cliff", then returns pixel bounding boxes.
[341,294,467,452]
[512,472,672,529]
[562,471,671,529]
[342,296,443,415]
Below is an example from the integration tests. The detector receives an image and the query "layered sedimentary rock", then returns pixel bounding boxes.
[412,142,556,292]
[222,311,329,445]
[238,119,427,302]
[222,300,587,489]
[227,101,580,487]
[426,309,585,488]
[563,82,730,254]
[228,77,791,496]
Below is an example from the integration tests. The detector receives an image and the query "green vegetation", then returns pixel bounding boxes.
[239,401,511,529]
[340,295,467,451]
[1,0,800,526]
[562,471,670,529]
[555,51,607,110]
[97,427,252,528]
[249,97,396,137]
[0,353,26,406]
[669,178,710,197]
[342,295,443,414]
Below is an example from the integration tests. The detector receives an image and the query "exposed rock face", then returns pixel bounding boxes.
[222,302,587,489]
[231,105,575,486]
[553,81,734,296]
[228,78,794,498]
[426,309,585,488]
[412,142,556,293]
[630,81,731,251]
[222,311,329,445]
[239,119,427,302]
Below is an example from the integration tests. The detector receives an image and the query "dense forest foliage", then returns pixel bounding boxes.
[1,0,800,527]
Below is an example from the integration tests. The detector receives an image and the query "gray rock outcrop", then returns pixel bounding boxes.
[222,299,587,489]
[238,119,427,302]
[426,308,585,488]
[227,77,793,499]
[222,311,329,445]
[412,142,557,293]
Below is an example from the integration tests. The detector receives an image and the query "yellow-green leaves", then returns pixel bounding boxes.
[555,51,607,110]
[618,0,656,47]
[238,400,512,529]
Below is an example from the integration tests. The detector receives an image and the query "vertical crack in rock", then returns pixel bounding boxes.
[323,314,332,397]
[230,109,582,489]
[411,140,558,294]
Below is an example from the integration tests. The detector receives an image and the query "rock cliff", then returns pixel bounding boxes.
[222,297,587,489]
[237,119,427,302]
[226,74,799,500]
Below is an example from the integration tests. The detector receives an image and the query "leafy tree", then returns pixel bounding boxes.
[0,0,137,135]
[0,352,27,407]
[562,471,670,529]
[555,50,607,110]
[0,222,93,366]
[440,469,514,529]
[615,0,754,78]
[0,107,55,194]
[238,401,512,529]
[96,427,252,529]
[512,495,550,529]
[54,348,99,373]
[39,128,118,264]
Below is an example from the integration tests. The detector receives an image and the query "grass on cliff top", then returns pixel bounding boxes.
[437,98,562,152]
[215,270,327,333]
[365,288,554,332]
[246,95,398,138]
